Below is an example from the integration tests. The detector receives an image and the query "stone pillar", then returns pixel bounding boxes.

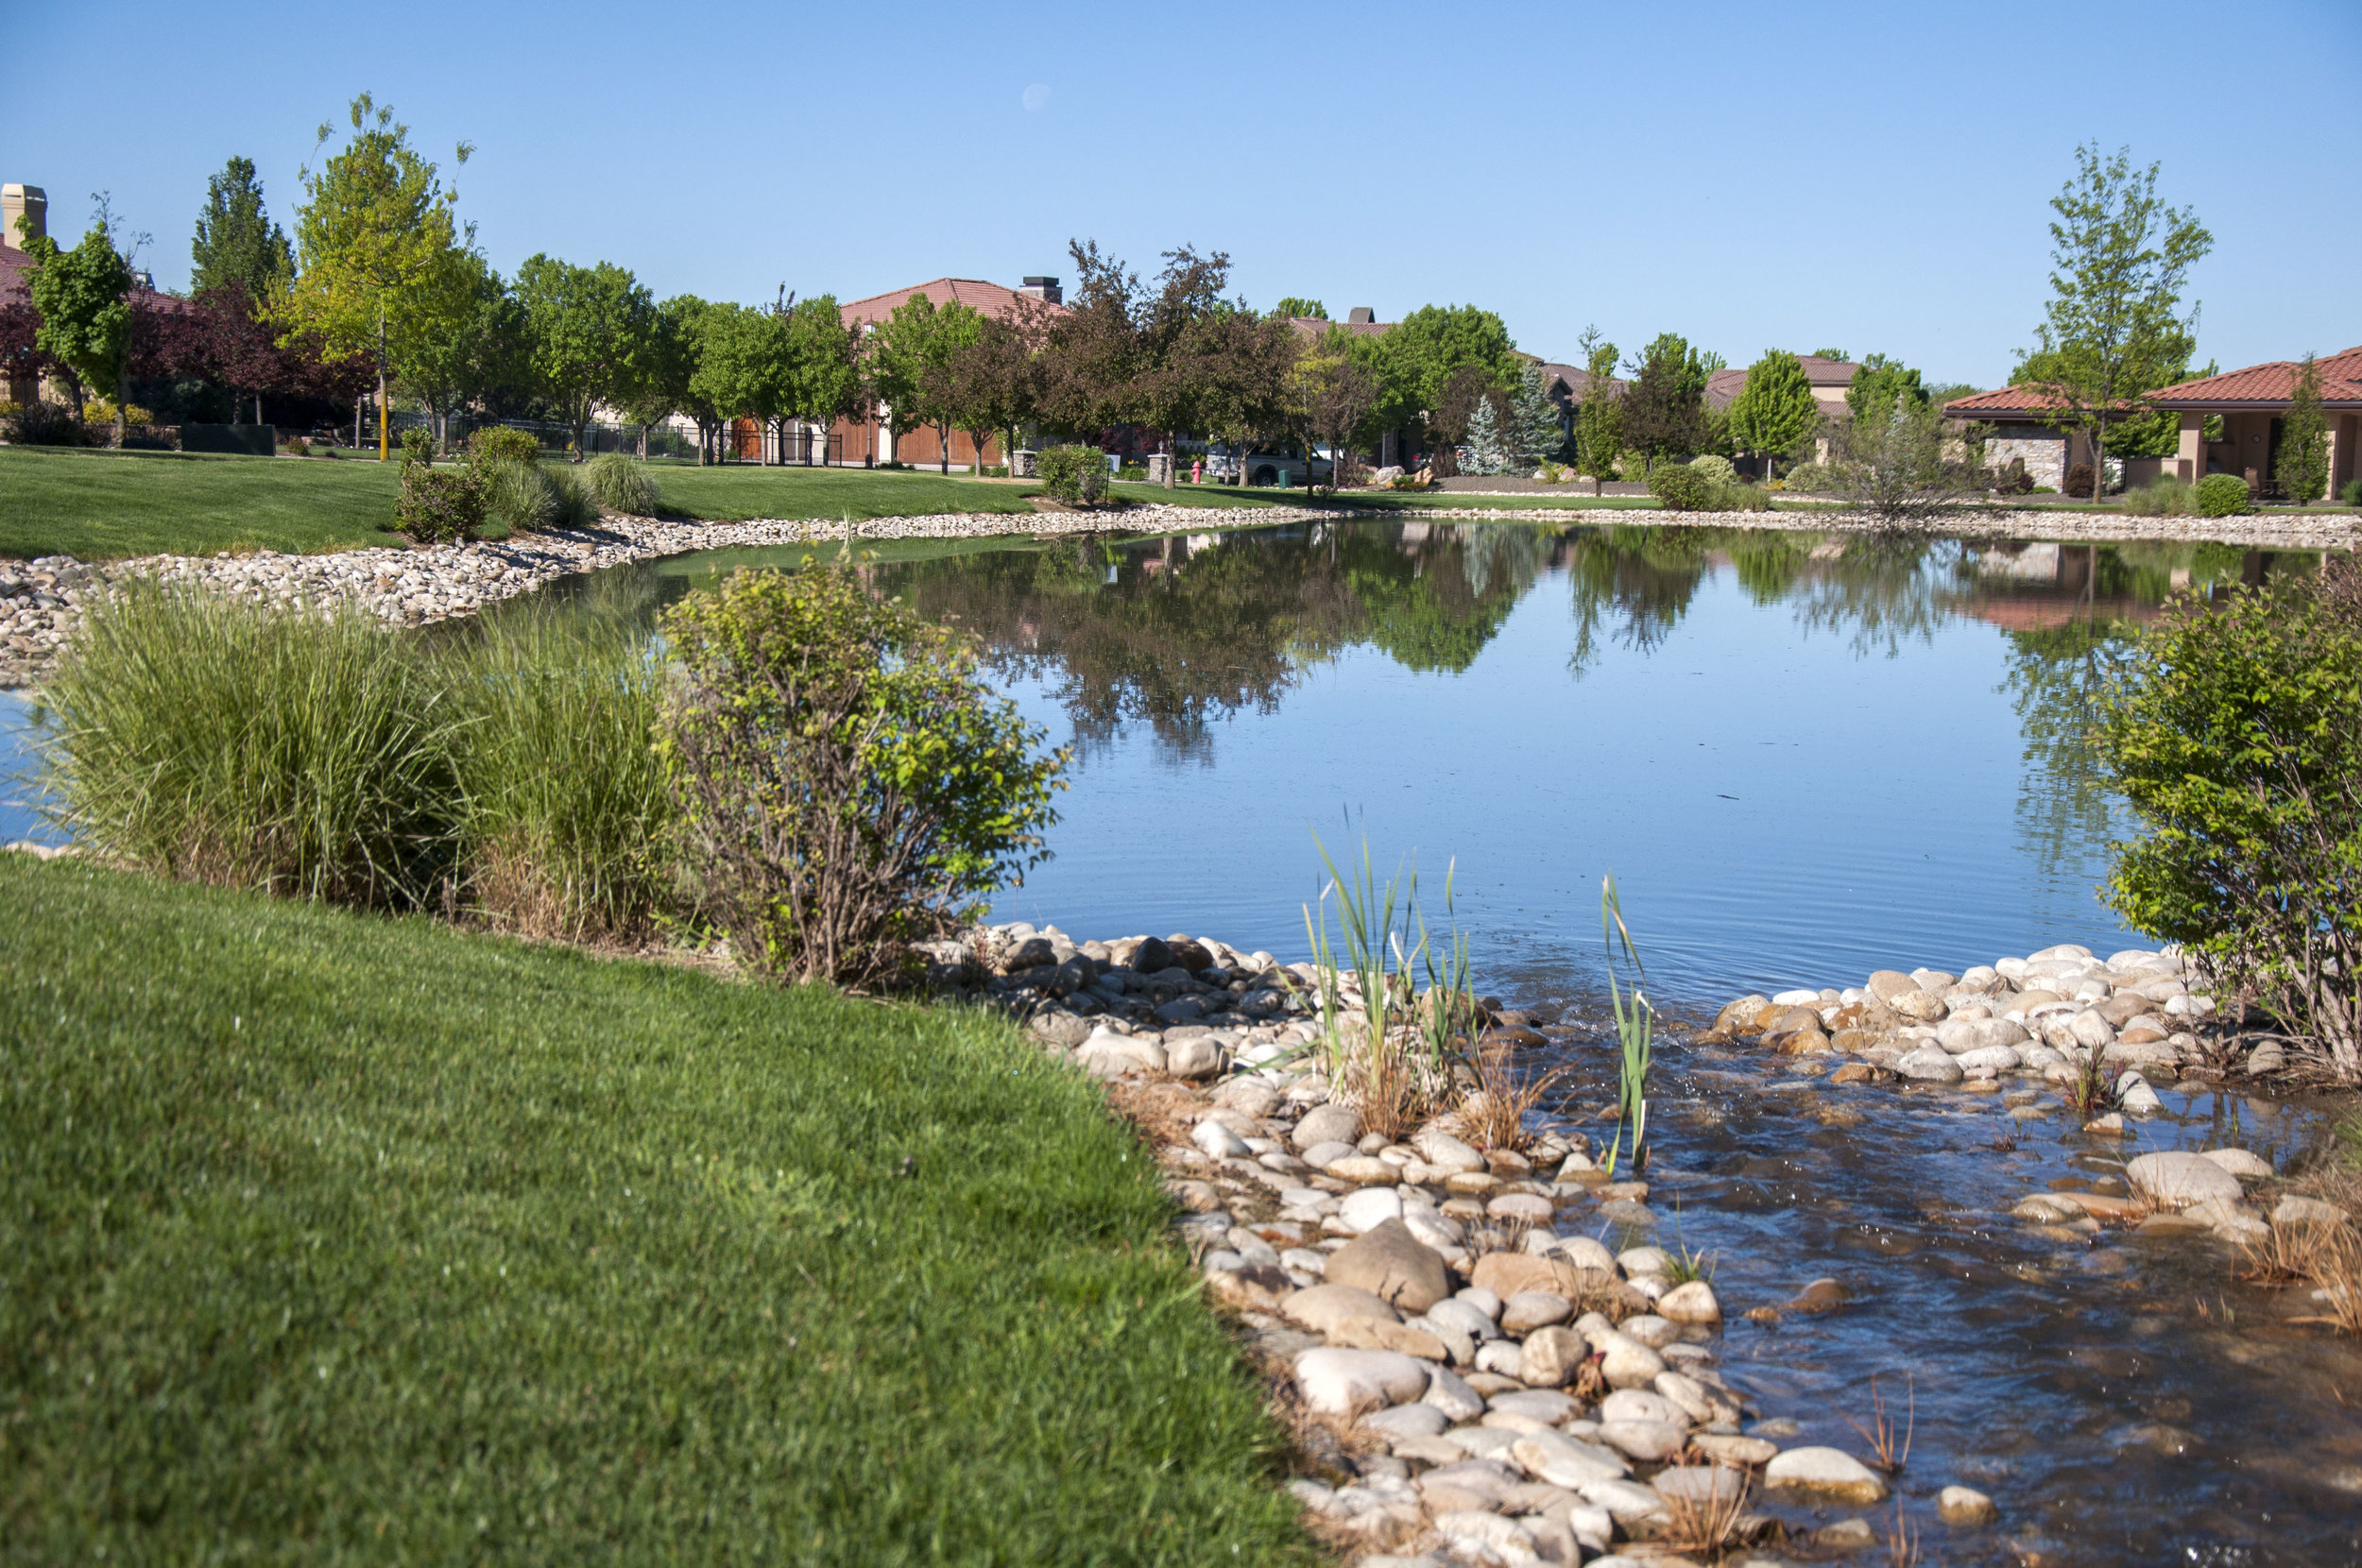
[2324,414,2348,501]
[2176,412,2203,484]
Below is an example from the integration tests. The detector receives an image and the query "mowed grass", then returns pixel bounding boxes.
[0,857,1318,1564]
[647,465,1039,522]
[0,446,405,560]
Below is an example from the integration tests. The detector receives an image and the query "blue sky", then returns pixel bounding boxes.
[9,0,2357,387]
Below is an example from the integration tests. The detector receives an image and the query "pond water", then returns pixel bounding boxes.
[7,519,2357,1562]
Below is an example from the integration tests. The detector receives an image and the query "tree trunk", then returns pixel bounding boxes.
[376,307,388,461]
[353,396,363,451]
[2091,420,2107,502]
[113,360,128,449]
[939,423,950,474]
[1164,432,1176,490]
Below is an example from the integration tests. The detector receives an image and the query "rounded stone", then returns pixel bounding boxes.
[1338,1186,1406,1234]
[1292,1346,1429,1417]
[1765,1445,1891,1504]
[1939,1484,1999,1525]
[2198,1147,2274,1181]
[1500,1290,1575,1334]
[1280,1283,1401,1334]
[1292,1102,1362,1151]
[2125,1151,2244,1209]
[1658,1280,1721,1324]
[1516,1324,1587,1388]
[1324,1219,1452,1312]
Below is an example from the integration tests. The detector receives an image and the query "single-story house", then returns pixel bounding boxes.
[1943,346,2362,495]
[2151,346,2362,494]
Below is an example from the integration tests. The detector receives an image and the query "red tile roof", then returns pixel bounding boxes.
[2150,345,2362,407]
[837,277,1065,328]
[1943,384,2085,416]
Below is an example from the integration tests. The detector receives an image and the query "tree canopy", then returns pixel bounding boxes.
[1726,349,1819,465]
[2014,142,2212,500]
[191,157,294,304]
[21,215,135,424]
[1619,332,1711,469]
[514,253,655,454]
[1272,298,1326,320]
[1844,353,1927,425]
[1369,304,1520,436]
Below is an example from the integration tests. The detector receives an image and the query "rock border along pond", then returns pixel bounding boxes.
[932,918,2356,1566]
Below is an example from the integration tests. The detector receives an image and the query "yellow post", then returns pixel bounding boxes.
[377,304,389,461]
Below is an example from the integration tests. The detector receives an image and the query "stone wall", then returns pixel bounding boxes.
[1987,434,2067,489]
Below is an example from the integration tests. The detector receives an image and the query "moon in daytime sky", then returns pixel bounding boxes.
[1021,83,1051,111]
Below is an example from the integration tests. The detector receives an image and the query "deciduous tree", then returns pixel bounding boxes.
[21,202,137,442]
[1726,349,1817,476]
[2016,143,2212,502]
[1272,297,1326,320]
[282,94,477,460]
[1573,328,1622,496]
[784,294,864,466]
[396,254,522,453]
[1619,332,1710,473]
[930,312,1038,478]
[515,254,655,460]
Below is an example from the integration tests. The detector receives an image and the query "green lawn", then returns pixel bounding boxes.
[0,446,405,560]
[0,857,1317,1564]
[646,465,1040,523]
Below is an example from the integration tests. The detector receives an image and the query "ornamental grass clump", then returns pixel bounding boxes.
[657,562,1066,986]
[583,452,660,517]
[43,581,460,907]
[2099,559,2362,1078]
[1600,872,1656,1175]
[442,587,672,942]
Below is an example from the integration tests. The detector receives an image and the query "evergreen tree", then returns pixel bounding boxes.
[1727,349,1819,474]
[1509,361,1563,469]
[1463,393,1509,475]
[191,157,294,302]
[2277,352,2330,503]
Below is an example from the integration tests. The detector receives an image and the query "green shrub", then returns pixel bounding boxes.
[42,582,461,908]
[2100,562,2362,1077]
[1649,463,1718,511]
[1781,461,1839,493]
[583,452,660,516]
[1686,453,1737,488]
[393,462,488,544]
[466,425,541,468]
[444,588,671,942]
[656,564,1067,985]
[474,456,595,535]
[5,400,88,447]
[2127,475,2197,517]
[399,427,433,466]
[1036,443,1107,505]
[2197,472,2252,517]
[2340,477,2362,506]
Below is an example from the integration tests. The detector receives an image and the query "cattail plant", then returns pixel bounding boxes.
[1600,871,1656,1177]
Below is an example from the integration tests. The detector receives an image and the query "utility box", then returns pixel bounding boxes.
[182,423,278,456]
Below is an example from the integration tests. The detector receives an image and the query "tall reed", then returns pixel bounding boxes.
[42,581,462,907]
[1600,872,1656,1176]
[1305,833,1468,1139]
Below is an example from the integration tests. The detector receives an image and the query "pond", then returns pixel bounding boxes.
[7,518,2356,1563]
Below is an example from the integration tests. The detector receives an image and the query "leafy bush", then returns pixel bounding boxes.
[583,452,660,516]
[1649,463,1718,511]
[1781,461,1839,493]
[2197,472,2253,517]
[1991,456,2034,495]
[2341,477,2362,506]
[2100,563,2362,1077]
[656,564,1066,986]
[1036,444,1107,505]
[5,400,88,447]
[1686,453,1738,488]
[43,583,460,908]
[393,462,488,544]
[2064,463,2097,500]
[277,435,311,457]
[1830,394,1980,527]
[399,427,433,466]
[465,425,541,467]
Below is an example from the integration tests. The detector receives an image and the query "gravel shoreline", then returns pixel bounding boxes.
[5,501,2352,690]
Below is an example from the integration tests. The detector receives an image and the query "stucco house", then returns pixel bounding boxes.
[1943,346,2362,496]
[1705,353,1861,467]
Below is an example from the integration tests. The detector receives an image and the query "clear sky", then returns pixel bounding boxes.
[8,0,2357,388]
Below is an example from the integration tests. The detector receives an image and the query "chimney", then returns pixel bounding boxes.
[2,184,46,249]
[1018,275,1062,304]
[1347,306,1375,324]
